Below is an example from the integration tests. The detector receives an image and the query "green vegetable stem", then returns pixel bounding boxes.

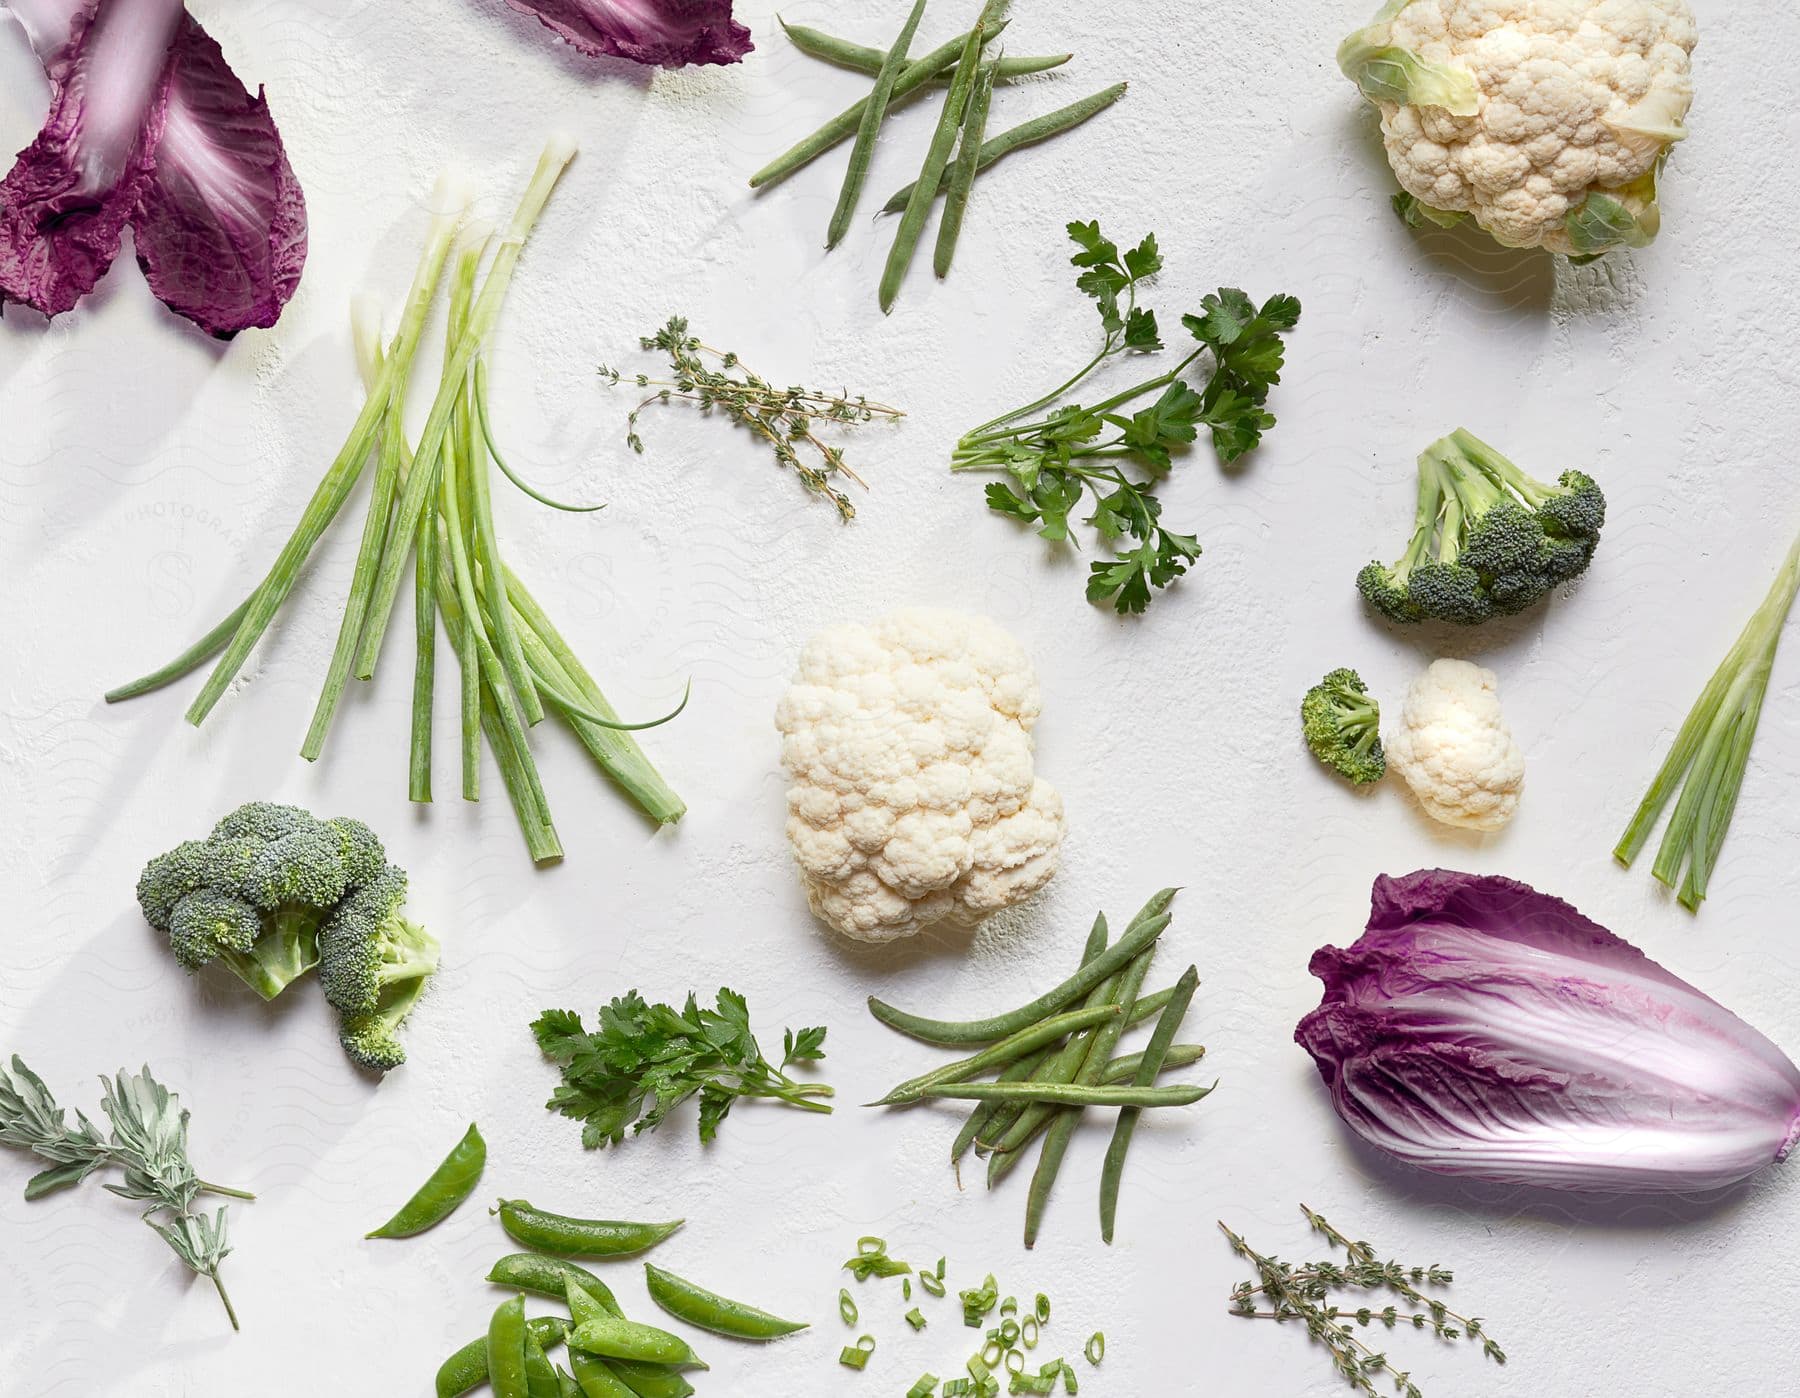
[366,1123,486,1239]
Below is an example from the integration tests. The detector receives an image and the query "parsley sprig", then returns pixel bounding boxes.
[532,989,834,1149]
[1220,1205,1506,1398]
[952,221,1301,613]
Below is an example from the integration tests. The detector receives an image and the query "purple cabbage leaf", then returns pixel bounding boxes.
[498,0,752,68]
[1296,870,1800,1193]
[0,0,306,336]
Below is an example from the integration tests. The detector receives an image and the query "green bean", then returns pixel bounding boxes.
[569,1312,708,1369]
[879,7,1006,314]
[1024,947,1155,1247]
[1101,1042,1205,1085]
[494,1199,683,1258]
[934,56,997,278]
[881,83,1129,214]
[779,19,1070,82]
[436,1316,569,1398]
[569,1351,638,1398]
[643,1262,809,1340]
[751,32,976,189]
[827,0,928,250]
[487,1253,620,1312]
[366,1122,486,1238]
[868,889,1177,1044]
[1100,965,1200,1243]
[874,1003,1123,1106]
[525,1330,564,1398]
[924,1081,1212,1108]
[488,1295,532,1398]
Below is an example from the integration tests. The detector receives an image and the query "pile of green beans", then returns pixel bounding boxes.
[431,1197,808,1397]
[754,6,1128,311]
[869,890,1213,1246]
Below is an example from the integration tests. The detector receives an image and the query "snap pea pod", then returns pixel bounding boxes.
[605,1361,695,1398]
[778,19,1070,82]
[879,7,1005,313]
[881,84,1130,214]
[570,1351,638,1398]
[495,1199,683,1258]
[565,1285,693,1398]
[1024,946,1156,1247]
[488,1295,532,1398]
[827,0,928,250]
[436,1317,569,1398]
[874,1003,1123,1106]
[525,1331,563,1398]
[558,1364,582,1398]
[643,1262,810,1340]
[868,890,1177,1044]
[367,1122,486,1238]
[569,1313,708,1369]
[932,1081,1213,1108]
[488,1253,620,1311]
[1101,965,1201,1243]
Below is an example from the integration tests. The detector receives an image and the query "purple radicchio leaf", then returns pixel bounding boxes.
[498,0,752,69]
[128,14,307,338]
[1295,869,1800,1194]
[0,0,183,318]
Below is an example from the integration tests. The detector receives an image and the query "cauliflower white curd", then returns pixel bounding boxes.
[1339,0,1698,256]
[775,610,1065,943]
[1387,659,1524,832]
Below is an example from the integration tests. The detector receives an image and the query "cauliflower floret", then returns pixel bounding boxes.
[1386,659,1524,832]
[775,610,1066,943]
[1342,0,1697,254]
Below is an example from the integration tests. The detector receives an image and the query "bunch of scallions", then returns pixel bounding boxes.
[106,139,686,864]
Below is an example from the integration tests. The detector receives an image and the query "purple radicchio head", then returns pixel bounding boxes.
[498,0,753,69]
[1296,870,1800,1193]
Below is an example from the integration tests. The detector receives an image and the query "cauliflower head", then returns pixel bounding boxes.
[775,609,1066,943]
[1386,659,1524,831]
[1339,0,1698,256]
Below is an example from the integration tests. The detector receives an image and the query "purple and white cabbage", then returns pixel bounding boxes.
[499,0,752,69]
[0,0,306,336]
[1296,870,1800,1193]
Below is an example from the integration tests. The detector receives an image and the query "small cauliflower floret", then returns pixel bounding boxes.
[775,610,1066,943]
[1341,0,1697,255]
[1386,659,1524,832]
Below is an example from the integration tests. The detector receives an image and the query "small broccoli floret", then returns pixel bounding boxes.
[1301,668,1387,787]
[1358,429,1606,627]
[317,865,438,1017]
[337,975,430,1074]
[324,817,386,888]
[137,801,390,1004]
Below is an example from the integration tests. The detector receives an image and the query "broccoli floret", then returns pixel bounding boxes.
[317,865,438,1017]
[324,817,386,888]
[1358,428,1606,627]
[1301,668,1387,786]
[337,975,431,1074]
[136,801,385,1004]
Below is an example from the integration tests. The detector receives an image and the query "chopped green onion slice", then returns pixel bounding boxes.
[857,1236,887,1255]
[1000,1296,1018,1316]
[839,1288,858,1325]
[908,1375,939,1398]
[936,1257,948,1279]
[1021,1316,1039,1349]
[920,1271,947,1297]
[982,1339,1006,1369]
[840,1334,878,1369]
[1005,1347,1026,1374]
[904,1277,913,1301]
[1085,1332,1104,1365]
[907,1307,928,1331]
[999,1319,1020,1346]
[1034,1294,1050,1323]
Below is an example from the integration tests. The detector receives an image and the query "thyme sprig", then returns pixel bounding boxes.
[1219,1205,1505,1398]
[0,1057,251,1329]
[604,316,903,520]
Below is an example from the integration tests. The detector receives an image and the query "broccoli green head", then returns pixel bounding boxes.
[337,975,431,1074]
[317,865,438,1017]
[1358,429,1606,627]
[1301,668,1387,787]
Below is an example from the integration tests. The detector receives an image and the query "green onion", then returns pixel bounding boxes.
[920,1271,947,1297]
[1084,1332,1104,1365]
[908,1375,940,1398]
[1020,1316,1039,1349]
[1034,1294,1050,1323]
[906,1306,928,1331]
[961,1274,999,1327]
[839,1335,877,1370]
[839,1288,858,1325]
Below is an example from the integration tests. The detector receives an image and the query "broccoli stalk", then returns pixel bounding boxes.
[1615,530,1800,910]
[1358,428,1606,626]
[214,907,325,1001]
[1302,669,1387,787]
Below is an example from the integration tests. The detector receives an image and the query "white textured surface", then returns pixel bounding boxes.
[1,2,1797,1395]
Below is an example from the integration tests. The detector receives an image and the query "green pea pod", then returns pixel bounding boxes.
[367,1122,486,1238]
[525,1331,564,1398]
[488,1295,532,1398]
[643,1262,809,1340]
[557,1366,583,1398]
[605,1363,694,1398]
[496,1199,683,1258]
[569,1312,707,1370]
[569,1351,638,1398]
[436,1317,570,1398]
[489,1252,621,1311]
